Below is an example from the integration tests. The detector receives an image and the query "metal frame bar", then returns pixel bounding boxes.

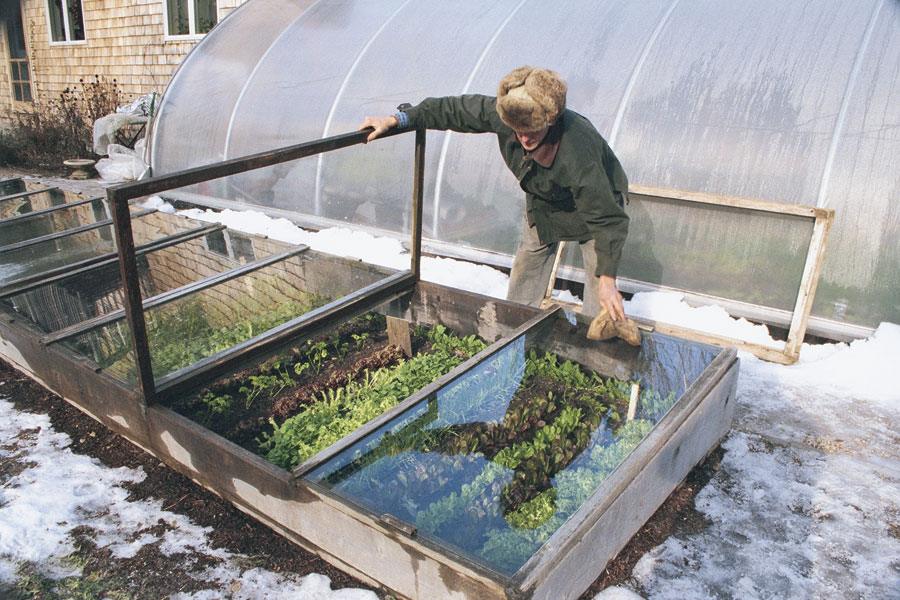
[108,127,423,404]
[410,128,425,278]
[154,270,417,400]
[41,245,310,345]
[0,208,156,255]
[543,184,835,365]
[0,187,60,203]
[0,223,225,299]
[0,195,101,225]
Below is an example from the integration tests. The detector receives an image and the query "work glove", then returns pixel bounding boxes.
[587,308,642,346]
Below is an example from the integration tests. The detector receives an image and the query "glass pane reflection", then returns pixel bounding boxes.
[61,253,397,383]
[0,212,194,289]
[308,317,718,576]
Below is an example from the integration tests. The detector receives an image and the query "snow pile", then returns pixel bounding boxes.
[175,205,509,299]
[785,322,899,405]
[625,291,784,349]
[0,398,376,599]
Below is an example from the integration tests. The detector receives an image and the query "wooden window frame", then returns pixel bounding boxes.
[163,0,218,41]
[9,58,32,102]
[544,185,835,365]
[45,0,86,45]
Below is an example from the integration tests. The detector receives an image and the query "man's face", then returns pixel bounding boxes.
[514,126,550,151]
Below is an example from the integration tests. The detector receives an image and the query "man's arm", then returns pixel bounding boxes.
[572,177,629,321]
[360,95,501,141]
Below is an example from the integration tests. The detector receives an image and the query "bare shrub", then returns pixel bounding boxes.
[0,75,125,170]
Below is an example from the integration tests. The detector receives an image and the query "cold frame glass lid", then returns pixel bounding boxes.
[59,251,397,384]
[307,313,718,577]
[0,211,169,288]
[0,188,66,220]
[2,228,278,334]
[0,198,142,246]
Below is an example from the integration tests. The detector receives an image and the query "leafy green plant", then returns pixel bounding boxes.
[351,332,369,350]
[262,326,486,470]
[306,340,330,375]
[200,391,232,415]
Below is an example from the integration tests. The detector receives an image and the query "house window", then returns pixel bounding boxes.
[46,0,85,43]
[3,2,32,101]
[165,0,218,37]
[203,230,256,264]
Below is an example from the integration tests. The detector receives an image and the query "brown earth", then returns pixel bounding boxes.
[0,357,722,599]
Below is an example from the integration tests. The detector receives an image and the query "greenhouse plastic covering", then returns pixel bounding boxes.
[149,0,900,331]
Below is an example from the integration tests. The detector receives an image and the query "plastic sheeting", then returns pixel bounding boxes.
[149,0,900,330]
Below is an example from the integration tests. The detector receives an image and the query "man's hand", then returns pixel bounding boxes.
[359,115,399,142]
[598,275,625,321]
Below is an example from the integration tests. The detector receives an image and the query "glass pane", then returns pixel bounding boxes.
[0,199,140,246]
[47,0,66,42]
[61,251,398,383]
[3,232,279,333]
[620,195,815,311]
[0,179,26,196]
[13,84,23,103]
[0,211,191,288]
[307,313,718,576]
[11,62,20,80]
[66,0,85,41]
[21,83,32,103]
[167,0,190,35]
[204,229,228,256]
[194,0,217,34]
[0,190,66,219]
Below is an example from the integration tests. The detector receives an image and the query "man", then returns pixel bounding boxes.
[360,66,630,322]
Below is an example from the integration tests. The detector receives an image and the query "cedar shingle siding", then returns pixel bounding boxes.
[0,0,246,127]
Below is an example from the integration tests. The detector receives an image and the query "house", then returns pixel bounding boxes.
[0,0,247,127]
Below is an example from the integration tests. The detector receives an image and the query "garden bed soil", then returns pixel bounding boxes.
[165,315,438,459]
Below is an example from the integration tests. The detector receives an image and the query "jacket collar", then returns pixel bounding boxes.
[525,120,562,168]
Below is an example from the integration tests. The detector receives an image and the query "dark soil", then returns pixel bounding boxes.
[0,353,724,599]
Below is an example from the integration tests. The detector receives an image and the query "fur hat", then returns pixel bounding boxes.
[496,66,567,131]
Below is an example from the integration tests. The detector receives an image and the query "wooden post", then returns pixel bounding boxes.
[386,316,413,357]
[784,209,835,360]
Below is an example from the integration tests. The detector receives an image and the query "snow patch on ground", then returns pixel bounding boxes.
[0,398,376,598]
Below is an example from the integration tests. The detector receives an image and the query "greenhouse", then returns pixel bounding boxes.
[148,0,899,340]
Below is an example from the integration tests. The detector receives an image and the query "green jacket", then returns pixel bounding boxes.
[403,94,629,277]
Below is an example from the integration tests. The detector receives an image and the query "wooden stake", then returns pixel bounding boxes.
[386,316,413,357]
[627,382,640,421]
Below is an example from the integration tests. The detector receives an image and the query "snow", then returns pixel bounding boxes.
[0,397,377,599]
[7,205,900,598]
